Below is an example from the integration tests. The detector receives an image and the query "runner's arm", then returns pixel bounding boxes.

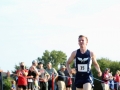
[91,51,102,76]
[66,51,76,76]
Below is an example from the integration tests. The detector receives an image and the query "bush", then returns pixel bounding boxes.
[3,77,13,90]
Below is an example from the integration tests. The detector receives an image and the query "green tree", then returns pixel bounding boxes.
[12,64,20,73]
[3,76,13,90]
[37,50,67,70]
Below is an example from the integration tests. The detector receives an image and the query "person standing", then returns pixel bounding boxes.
[11,80,16,90]
[46,62,58,90]
[38,62,50,90]
[64,67,72,90]
[57,65,66,90]
[101,68,110,90]
[0,69,3,90]
[16,62,28,90]
[30,60,40,90]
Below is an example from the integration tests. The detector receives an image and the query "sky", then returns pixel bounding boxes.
[0,0,120,72]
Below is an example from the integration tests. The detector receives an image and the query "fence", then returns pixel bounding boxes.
[51,74,119,90]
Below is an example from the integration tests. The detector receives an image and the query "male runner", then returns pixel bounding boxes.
[66,35,102,90]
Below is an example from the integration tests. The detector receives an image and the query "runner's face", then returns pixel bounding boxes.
[78,37,87,47]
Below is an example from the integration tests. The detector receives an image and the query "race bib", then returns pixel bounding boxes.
[28,79,33,82]
[78,64,87,72]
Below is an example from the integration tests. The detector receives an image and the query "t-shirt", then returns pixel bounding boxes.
[27,70,34,82]
[17,69,28,85]
[102,72,109,84]
[64,69,71,85]
[57,70,66,81]
[115,74,120,82]
[38,68,49,81]
[46,68,58,80]
[11,84,16,90]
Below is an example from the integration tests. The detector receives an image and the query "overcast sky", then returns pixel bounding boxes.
[0,0,120,72]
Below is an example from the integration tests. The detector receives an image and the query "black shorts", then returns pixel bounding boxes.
[39,82,47,90]
[28,82,34,89]
[18,85,27,89]
[66,85,72,88]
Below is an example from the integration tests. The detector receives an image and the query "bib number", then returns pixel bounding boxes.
[78,64,87,72]
[28,79,33,82]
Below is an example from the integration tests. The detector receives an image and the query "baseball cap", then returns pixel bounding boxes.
[105,68,109,71]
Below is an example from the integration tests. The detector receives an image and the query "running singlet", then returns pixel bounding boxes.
[74,49,93,88]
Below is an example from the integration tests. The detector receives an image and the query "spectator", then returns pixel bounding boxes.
[108,72,114,90]
[71,68,76,90]
[114,70,120,90]
[0,69,2,72]
[16,62,28,90]
[57,65,66,90]
[64,67,72,90]
[0,69,3,90]
[11,80,16,90]
[38,62,50,90]
[46,62,58,90]
[29,60,40,90]
[14,69,19,90]
[27,66,35,90]
[101,68,110,90]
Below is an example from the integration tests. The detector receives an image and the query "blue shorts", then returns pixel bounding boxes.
[75,73,94,88]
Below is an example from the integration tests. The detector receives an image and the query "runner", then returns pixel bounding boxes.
[66,35,102,90]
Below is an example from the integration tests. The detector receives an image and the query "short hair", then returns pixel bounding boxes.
[38,62,43,65]
[60,65,66,69]
[32,60,37,64]
[11,80,16,84]
[20,62,24,65]
[116,70,120,74]
[47,62,52,65]
[78,35,88,42]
